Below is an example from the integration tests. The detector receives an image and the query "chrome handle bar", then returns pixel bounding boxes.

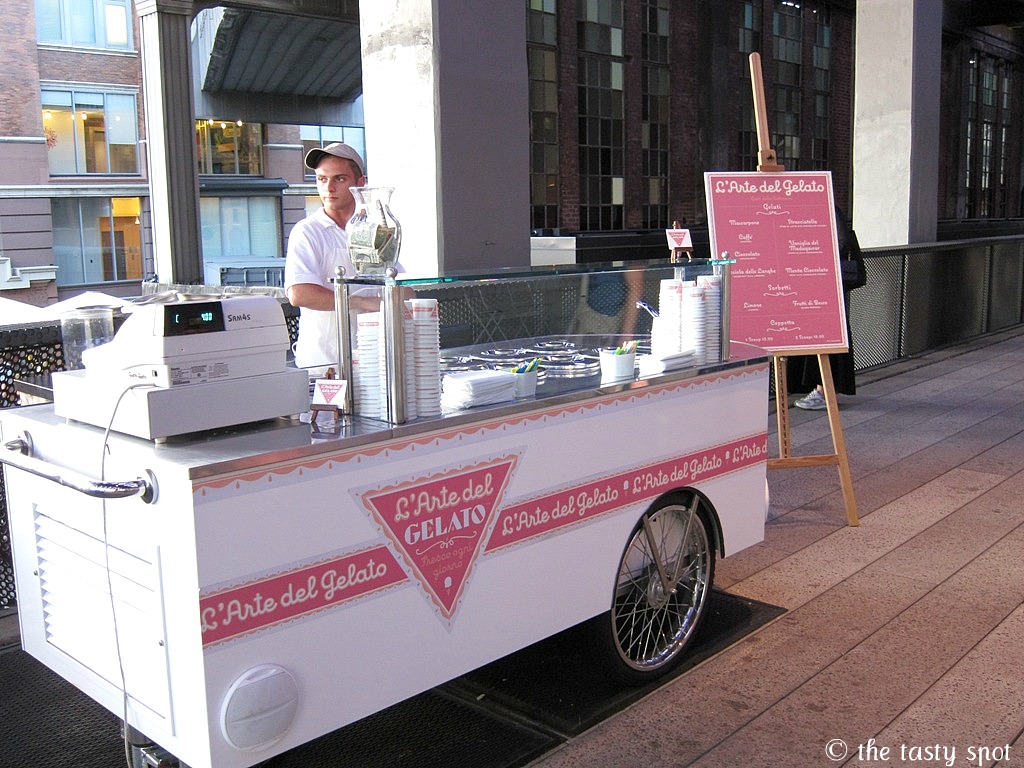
[1,434,157,504]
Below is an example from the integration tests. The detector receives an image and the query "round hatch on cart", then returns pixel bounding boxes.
[220,664,299,751]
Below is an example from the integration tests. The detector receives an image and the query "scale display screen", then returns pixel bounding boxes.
[163,302,226,336]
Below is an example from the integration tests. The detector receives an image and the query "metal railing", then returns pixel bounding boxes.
[850,237,1024,371]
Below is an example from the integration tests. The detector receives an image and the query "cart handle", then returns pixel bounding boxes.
[1,433,157,504]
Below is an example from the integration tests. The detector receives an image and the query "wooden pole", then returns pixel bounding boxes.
[749,52,785,172]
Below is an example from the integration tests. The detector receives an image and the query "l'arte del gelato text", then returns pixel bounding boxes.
[199,547,404,646]
[489,434,766,549]
[711,177,825,197]
[393,472,494,545]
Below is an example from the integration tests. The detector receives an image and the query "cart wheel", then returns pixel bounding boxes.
[595,491,716,685]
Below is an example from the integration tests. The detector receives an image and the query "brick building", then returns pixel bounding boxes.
[0,1,1022,305]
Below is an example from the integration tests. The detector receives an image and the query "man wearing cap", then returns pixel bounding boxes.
[285,142,377,373]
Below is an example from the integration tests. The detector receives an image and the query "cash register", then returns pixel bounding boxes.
[51,295,310,440]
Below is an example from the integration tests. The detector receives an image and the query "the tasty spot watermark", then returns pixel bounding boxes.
[825,737,1012,766]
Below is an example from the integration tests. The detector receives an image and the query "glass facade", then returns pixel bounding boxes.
[738,0,762,171]
[51,197,143,285]
[196,120,263,175]
[35,0,132,49]
[42,89,139,175]
[199,197,281,261]
[577,0,624,231]
[641,0,670,228]
[771,2,802,168]
[964,53,1015,219]
[528,0,560,231]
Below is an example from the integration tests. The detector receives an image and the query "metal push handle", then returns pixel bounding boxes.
[1,434,157,504]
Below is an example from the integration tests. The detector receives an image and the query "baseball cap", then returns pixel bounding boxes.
[304,142,366,177]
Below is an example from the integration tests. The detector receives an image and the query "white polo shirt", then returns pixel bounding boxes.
[284,209,353,373]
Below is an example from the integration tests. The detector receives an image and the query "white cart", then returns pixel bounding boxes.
[1,263,769,768]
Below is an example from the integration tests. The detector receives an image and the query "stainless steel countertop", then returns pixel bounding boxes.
[0,343,769,483]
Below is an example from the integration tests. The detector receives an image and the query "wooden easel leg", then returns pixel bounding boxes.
[774,355,792,460]
[817,354,859,526]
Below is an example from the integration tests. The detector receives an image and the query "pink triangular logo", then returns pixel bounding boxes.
[666,228,692,249]
[359,456,518,620]
[318,381,345,403]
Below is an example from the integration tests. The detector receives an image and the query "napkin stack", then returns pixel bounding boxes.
[441,370,517,410]
[637,350,696,377]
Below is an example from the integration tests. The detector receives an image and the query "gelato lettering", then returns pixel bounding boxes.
[359,456,517,620]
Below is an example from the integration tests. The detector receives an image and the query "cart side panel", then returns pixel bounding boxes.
[191,363,769,768]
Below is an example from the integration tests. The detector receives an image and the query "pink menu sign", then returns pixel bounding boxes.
[704,171,848,353]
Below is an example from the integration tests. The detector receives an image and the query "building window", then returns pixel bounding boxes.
[196,120,263,175]
[528,0,559,232]
[964,53,1015,218]
[51,197,143,285]
[578,0,624,232]
[200,196,281,260]
[35,0,132,49]
[771,2,802,167]
[528,0,557,45]
[42,89,139,175]
[641,0,669,229]
[300,125,366,180]
[737,0,761,170]
[810,6,832,170]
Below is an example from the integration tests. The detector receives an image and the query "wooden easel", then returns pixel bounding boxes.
[749,52,859,526]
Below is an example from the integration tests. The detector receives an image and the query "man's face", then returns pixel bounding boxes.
[314,155,365,222]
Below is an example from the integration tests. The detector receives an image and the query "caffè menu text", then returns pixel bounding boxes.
[704,171,848,353]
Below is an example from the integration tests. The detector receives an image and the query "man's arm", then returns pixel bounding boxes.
[287,282,381,313]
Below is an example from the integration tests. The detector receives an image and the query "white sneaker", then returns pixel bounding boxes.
[794,389,826,410]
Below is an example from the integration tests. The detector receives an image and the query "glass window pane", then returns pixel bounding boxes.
[219,198,250,257]
[112,198,143,279]
[51,199,85,284]
[69,0,96,44]
[42,100,77,174]
[35,0,62,41]
[105,1,128,46]
[248,198,280,258]
[106,93,138,173]
[200,198,223,259]
[79,198,109,282]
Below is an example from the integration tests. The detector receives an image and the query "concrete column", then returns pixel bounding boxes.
[852,0,942,246]
[358,0,530,276]
[137,0,203,283]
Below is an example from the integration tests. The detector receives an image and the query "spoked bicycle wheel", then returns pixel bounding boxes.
[595,491,716,684]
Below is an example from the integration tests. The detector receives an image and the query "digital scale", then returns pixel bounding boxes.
[51,295,311,440]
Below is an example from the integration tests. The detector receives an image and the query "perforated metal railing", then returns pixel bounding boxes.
[0,322,66,612]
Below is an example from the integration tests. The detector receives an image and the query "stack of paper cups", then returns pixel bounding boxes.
[680,281,706,362]
[697,274,722,363]
[409,298,442,417]
[354,312,385,419]
[403,303,418,420]
[654,279,684,358]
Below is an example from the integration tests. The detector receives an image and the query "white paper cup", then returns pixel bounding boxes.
[513,369,538,398]
[599,349,636,381]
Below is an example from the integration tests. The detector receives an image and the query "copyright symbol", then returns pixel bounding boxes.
[825,738,848,761]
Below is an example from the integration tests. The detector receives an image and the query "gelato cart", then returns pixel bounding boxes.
[0,261,769,768]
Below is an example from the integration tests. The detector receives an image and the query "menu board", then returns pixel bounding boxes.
[704,171,848,354]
